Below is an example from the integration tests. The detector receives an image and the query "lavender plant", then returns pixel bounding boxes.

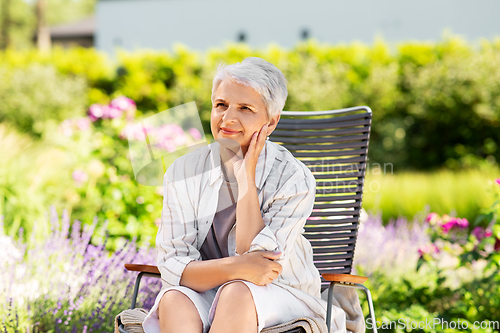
[353,211,430,282]
[0,208,161,333]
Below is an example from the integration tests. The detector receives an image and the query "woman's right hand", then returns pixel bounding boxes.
[234,251,283,286]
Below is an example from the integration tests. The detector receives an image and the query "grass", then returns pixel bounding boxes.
[362,167,500,223]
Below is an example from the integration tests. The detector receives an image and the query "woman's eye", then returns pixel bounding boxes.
[215,103,225,108]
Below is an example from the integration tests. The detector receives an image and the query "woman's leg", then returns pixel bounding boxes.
[158,290,203,333]
[209,281,258,333]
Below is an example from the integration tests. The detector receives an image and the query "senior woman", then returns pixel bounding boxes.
[142,57,346,333]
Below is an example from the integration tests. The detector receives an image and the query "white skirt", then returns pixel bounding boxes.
[142,280,333,333]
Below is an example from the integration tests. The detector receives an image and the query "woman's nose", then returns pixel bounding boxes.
[222,105,238,123]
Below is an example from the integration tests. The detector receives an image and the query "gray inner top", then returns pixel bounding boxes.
[200,170,238,260]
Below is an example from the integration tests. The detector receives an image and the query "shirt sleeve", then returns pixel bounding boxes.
[156,161,201,287]
[245,167,316,262]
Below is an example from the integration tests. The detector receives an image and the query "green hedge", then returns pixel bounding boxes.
[1,38,500,248]
[1,37,500,170]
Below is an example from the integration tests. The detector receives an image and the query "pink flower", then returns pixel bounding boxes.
[87,104,104,121]
[110,96,136,111]
[425,212,439,223]
[441,217,468,233]
[107,106,123,119]
[455,217,469,228]
[441,221,455,234]
[119,124,133,140]
[60,120,73,137]
[75,118,90,131]
[418,243,439,256]
[72,169,88,186]
[188,128,202,141]
[495,178,500,187]
[100,105,112,119]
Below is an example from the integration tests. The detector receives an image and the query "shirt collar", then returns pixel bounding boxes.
[208,140,276,189]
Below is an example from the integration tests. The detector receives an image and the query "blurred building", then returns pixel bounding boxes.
[40,16,95,48]
[96,0,500,53]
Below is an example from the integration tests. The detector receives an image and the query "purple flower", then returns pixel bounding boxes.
[188,127,202,141]
[110,96,136,111]
[87,104,105,122]
[472,226,485,240]
[472,226,493,241]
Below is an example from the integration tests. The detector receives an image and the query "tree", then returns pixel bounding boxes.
[36,0,50,51]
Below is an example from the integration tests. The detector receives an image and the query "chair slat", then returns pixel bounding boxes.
[278,112,370,124]
[310,210,359,218]
[309,164,366,172]
[304,224,358,233]
[304,230,357,240]
[315,186,363,195]
[314,260,353,269]
[274,118,371,131]
[314,194,362,201]
[276,133,368,144]
[313,202,361,209]
[306,217,360,225]
[316,179,364,187]
[312,172,364,180]
[293,151,367,160]
[309,238,357,247]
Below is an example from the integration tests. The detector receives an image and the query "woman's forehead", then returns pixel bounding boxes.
[214,79,264,106]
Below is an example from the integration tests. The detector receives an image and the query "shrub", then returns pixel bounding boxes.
[0,64,88,137]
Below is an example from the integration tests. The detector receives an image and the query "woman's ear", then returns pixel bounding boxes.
[266,113,281,136]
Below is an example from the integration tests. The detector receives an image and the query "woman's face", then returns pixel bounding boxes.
[211,79,280,155]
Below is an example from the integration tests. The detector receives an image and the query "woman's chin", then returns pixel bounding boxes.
[216,137,243,154]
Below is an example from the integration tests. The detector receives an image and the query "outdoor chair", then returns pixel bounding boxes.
[120,106,377,333]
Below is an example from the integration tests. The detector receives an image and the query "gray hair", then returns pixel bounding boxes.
[211,57,288,118]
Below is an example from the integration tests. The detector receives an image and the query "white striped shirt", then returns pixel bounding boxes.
[156,140,345,330]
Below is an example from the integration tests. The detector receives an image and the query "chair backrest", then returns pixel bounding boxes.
[269,106,372,290]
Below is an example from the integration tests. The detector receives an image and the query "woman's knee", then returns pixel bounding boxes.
[158,290,203,332]
[159,290,196,313]
[218,281,254,305]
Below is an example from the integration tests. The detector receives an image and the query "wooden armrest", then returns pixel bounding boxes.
[124,264,160,275]
[322,273,368,284]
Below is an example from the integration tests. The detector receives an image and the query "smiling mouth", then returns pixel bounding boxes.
[220,127,240,135]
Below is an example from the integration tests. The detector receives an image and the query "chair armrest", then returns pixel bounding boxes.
[124,264,160,275]
[322,273,367,284]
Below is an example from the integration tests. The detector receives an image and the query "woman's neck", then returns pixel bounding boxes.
[219,149,238,183]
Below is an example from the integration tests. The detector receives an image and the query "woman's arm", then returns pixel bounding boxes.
[179,250,282,293]
[233,125,268,254]
[158,153,282,292]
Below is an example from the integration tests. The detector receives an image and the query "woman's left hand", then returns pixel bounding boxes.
[233,123,268,183]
